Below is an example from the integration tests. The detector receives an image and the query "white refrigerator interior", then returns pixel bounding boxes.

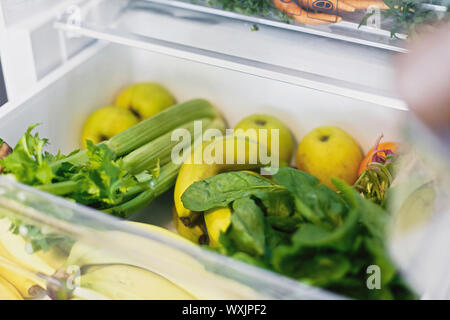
[0,0,448,300]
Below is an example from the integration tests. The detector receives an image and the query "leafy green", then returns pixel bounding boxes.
[0,126,152,210]
[0,124,60,185]
[333,177,389,243]
[182,167,414,299]
[0,125,161,251]
[273,168,348,229]
[289,209,359,251]
[207,0,275,16]
[274,251,352,287]
[181,171,284,211]
[228,198,266,256]
[361,0,449,38]
[66,140,148,209]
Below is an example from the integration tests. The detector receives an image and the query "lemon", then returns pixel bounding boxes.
[115,82,175,120]
[81,106,139,148]
[296,126,363,189]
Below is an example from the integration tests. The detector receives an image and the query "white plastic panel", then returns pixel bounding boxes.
[1,0,58,27]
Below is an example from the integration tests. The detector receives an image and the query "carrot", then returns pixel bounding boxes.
[358,141,397,176]
[272,0,342,25]
[299,0,356,13]
[342,0,389,10]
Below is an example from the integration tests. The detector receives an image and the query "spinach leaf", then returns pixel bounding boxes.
[273,168,348,228]
[181,171,284,211]
[273,250,352,287]
[188,167,413,299]
[257,189,294,218]
[364,237,396,286]
[332,178,389,243]
[266,215,302,232]
[290,209,360,252]
[227,198,266,256]
[256,188,301,232]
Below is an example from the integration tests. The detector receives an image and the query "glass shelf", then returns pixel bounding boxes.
[54,0,407,110]
[146,0,448,53]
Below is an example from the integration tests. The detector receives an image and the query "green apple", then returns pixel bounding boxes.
[115,82,175,120]
[234,114,295,164]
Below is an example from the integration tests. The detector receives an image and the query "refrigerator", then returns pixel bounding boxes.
[0,0,449,300]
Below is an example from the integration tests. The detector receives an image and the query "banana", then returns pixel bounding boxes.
[172,207,208,244]
[36,247,67,271]
[186,170,264,247]
[128,220,194,245]
[0,218,68,297]
[174,135,263,226]
[0,254,45,298]
[63,222,202,275]
[60,222,260,299]
[0,219,55,275]
[0,275,23,300]
[204,207,232,248]
[80,264,195,300]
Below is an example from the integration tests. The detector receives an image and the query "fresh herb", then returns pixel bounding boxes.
[362,0,449,38]
[206,0,292,25]
[0,125,153,211]
[207,0,276,16]
[182,168,415,299]
[353,136,397,206]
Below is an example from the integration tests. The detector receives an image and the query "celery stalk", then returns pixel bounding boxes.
[36,181,78,195]
[104,117,226,217]
[123,117,212,175]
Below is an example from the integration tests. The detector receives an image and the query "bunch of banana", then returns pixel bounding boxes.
[0,218,67,299]
[75,264,195,300]
[172,207,207,244]
[53,221,258,300]
[173,135,266,246]
[0,274,23,300]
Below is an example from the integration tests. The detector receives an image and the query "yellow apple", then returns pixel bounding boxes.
[296,126,363,189]
[234,114,294,165]
[81,106,139,148]
[115,82,175,120]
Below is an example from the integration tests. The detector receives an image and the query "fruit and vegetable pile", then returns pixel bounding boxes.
[0,81,417,300]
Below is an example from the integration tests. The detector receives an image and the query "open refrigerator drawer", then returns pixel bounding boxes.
[0,0,448,300]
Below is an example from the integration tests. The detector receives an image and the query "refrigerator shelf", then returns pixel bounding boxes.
[54,0,406,110]
[142,0,447,53]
